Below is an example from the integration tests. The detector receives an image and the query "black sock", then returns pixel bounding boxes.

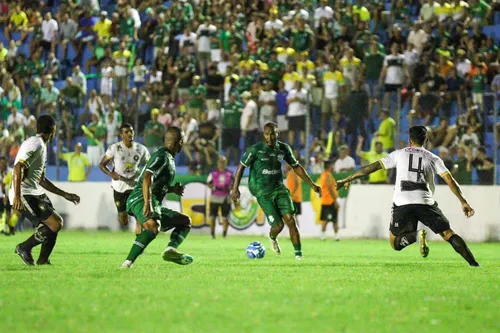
[38,232,58,263]
[20,224,56,250]
[448,234,479,266]
[394,232,417,251]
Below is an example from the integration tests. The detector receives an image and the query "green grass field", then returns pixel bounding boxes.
[1,232,499,333]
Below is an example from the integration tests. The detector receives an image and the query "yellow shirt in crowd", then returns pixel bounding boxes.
[62,153,90,182]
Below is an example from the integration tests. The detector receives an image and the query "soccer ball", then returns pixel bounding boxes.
[246,241,266,259]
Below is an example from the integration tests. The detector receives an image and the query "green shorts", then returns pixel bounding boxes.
[127,199,181,232]
[256,188,295,227]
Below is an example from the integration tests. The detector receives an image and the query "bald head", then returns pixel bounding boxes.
[166,126,183,142]
[75,142,82,154]
[165,126,184,155]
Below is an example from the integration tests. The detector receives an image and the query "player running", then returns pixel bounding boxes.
[10,115,80,266]
[207,156,233,239]
[318,160,340,241]
[121,127,193,268]
[336,126,479,266]
[232,122,321,259]
[99,123,150,234]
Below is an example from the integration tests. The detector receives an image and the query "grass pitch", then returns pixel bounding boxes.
[0,231,499,333]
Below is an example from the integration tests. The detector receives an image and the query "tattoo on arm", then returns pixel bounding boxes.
[347,162,382,182]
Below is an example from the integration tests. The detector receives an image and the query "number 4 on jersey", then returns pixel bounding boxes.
[408,154,424,181]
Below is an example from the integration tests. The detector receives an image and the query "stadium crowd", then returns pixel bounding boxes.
[0,0,498,185]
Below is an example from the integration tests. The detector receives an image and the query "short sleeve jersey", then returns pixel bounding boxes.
[127,148,176,207]
[105,141,150,193]
[9,136,46,197]
[380,147,449,206]
[240,141,298,197]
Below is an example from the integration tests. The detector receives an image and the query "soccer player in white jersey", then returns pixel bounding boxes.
[336,126,479,266]
[99,123,150,234]
[10,115,80,266]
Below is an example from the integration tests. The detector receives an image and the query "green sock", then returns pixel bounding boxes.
[126,230,156,262]
[168,226,191,249]
[293,243,302,256]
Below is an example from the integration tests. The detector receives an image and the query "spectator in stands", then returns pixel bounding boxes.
[4,5,28,42]
[72,65,87,95]
[460,125,481,152]
[113,41,131,104]
[468,54,487,113]
[334,145,355,174]
[85,113,106,166]
[60,77,84,114]
[375,110,396,152]
[340,48,361,93]
[428,118,458,150]
[258,80,277,131]
[59,12,78,61]
[472,146,494,185]
[45,52,61,81]
[205,65,224,111]
[59,109,76,148]
[38,80,59,117]
[240,90,259,148]
[40,12,58,55]
[356,137,389,184]
[74,10,98,62]
[100,59,114,106]
[183,112,199,164]
[363,40,384,115]
[410,82,442,126]
[380,43,409,111]
[143,108,165,153]
[437,147,455,184]
[453,146,473,185]
[187,75,206,121]
[322,60,344,133]
[345,78,369,151]
[6,105,25,131]
[286,80,308,147]
[222,92,243,165]
[59,142,91,182]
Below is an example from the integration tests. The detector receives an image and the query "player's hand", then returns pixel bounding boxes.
[64,192,80,205]
[12,195,24,211]
[231,188,240,203]
[335,178,350,191]
[170,183,186,196]
[143,201,152,218]
[110,172,121,181]
[462,202,475,218]
[311,183,321,197]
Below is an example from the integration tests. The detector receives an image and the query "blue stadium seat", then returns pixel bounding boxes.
[54,80,66,91]
[482,25,500,41]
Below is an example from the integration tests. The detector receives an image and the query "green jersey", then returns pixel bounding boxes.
[144,120,165,147]
[223,101,243,129]
[188,84,207,108]
[363,51,385,80]
[241,141,298,198]
[127,148,176,207]
[291,28,313,52]
[472,72,486,93]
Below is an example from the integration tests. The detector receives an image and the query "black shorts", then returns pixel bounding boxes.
[288,115,306,131]
[40,40,52,52]
[0,198,11,214]
[293,201,302,215]
[19,194,54,224]
[114,190,132,213]
[209,199,231,218]
[384,84,402,93]
[390,202,451,235]
[222,129,240,149]
[320,204,338,222]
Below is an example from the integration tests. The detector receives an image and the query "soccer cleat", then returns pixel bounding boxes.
[269,237,282,255]
[419,230,429,258]
[15,245,35,266]
[120,260,134,268]
[295,255,303,260]
[37,260,52,266]
[162,247,193,265]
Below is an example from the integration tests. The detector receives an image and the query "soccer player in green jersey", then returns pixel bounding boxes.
[232,122,321,259]
[121,127,193,268]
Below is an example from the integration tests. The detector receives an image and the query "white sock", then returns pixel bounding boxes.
[321,231,326,239]
[122,260,133,266]
[335,232,339,240]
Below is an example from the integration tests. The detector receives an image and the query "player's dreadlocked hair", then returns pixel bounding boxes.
[409,126,427,146]
[36,115,56,135]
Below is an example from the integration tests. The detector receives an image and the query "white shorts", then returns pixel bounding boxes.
[101,78,113,96]
[211,49,222,62]
[87,145,104,166]
[472,93,484,105]
[277,115,288,132]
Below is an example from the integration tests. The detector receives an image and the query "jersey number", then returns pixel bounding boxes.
[408,154,424,181]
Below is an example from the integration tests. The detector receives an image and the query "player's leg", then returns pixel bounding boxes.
[280,186,303,258]
[208,202,218,239]
[37,212,64,265]
[121,202,158,267]
[221,200,231,238]
[320,220,327,241]
[257,196,283,255]
[389,204,418,251]
[134,220,142,236]
[419,203,479,266]
[158,210,193,265]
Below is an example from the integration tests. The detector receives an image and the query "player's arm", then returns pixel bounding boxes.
[99,154,120,181]
[335,162,382,190]
[231,163,245,203]
[39,173,80,204]
[292,163,321,195]
[289,173,300,198]
[440,172,475,218]
[11,161,26,211]
[142,171,153,218]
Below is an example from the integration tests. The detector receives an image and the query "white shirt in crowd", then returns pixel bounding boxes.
[258,89,277,129]
[114,54,129,77]
[129,7,141,29]
[419,2,440,22]
[288,8,309,20]
[383,53,406,85]
[196,24,216,53]
[105,141,150,193]
[314,6,334,27]
[179,32,197,53]
[264,19,284,31]
[9,136,46,198]
[101,66,114,96]
[185,118,199,143]
[42,18,58,42]
[72,71,87,94]
[148,70,162,84]
[133,65,148,83]
[456,58,472,78]
[334,155,355,173]
[105,113,120,145]
[407,28,428,53]
[240,99,259,132]
[380,147,449,206]
[7,112,26,127]
[286,88,309,117]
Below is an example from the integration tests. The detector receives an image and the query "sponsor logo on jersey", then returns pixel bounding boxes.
[262,169,281,175]
[277,154,284,162]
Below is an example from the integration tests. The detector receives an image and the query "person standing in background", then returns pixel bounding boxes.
[318,160,339,241]
[144,108,165,153]
[356,137,389,184]
[258,80,277,131]
[207,156,233,239]
[59,142,91,182]
[285,163,302,225]
[85,113,106,166]
[375,110,396,152]
[240,91,259,148]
